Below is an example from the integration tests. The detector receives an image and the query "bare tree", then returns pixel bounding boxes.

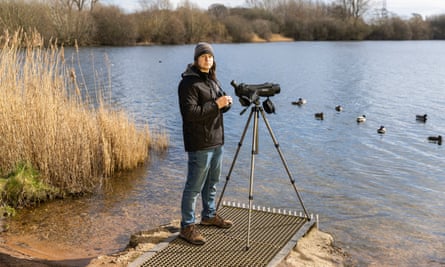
[50,0,98,11]
[74,0,87,10]
[48,0,96,45]
[338,0,370,19]
[177,2,212,43]
[139,0,172,11]
[208,4,229,19]
[245,0,286,10]
[90,0,99,11]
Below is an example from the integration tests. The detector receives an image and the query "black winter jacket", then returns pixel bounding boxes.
[178,64,228,152]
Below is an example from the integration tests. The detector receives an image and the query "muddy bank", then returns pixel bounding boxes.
[0,252,89,267]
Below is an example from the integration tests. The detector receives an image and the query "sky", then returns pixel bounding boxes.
[103,0,445,18]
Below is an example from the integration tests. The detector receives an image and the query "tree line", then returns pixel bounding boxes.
[1,0,445,46]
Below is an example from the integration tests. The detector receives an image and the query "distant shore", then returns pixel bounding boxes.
[134,33,294,46]
[251,33,295,43]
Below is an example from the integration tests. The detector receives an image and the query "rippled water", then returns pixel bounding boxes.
[5,42,445,266]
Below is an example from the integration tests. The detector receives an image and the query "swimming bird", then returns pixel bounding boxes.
[335,105,343,112]
[314,112,324,120]
[292,98,307,105]
[377,126,386,134]
[428,135,442,145]
[416,114,427,122]
[356,115,366,123]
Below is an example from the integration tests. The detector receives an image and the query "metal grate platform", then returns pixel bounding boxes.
[130,204,314,267]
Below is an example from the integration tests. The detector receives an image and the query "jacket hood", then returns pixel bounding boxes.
[181,64,201,79]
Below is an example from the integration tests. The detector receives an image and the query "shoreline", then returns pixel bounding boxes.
[251,33,295,43]
[134,33,295,46]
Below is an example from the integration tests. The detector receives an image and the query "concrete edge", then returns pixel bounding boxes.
[267,219,316,267]
[128,232,179,267]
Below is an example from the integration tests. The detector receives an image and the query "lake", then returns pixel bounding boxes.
[5,41,445,266]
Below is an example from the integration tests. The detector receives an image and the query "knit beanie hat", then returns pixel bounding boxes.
[194,42,214,60]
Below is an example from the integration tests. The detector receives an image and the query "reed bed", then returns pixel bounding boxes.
[0,30,168,200]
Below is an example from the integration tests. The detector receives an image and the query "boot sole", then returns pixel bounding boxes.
[179,234,206,245]
[200,221,233,229]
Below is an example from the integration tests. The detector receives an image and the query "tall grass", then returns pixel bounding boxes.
[0,30,168,201]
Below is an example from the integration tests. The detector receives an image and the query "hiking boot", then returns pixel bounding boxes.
[201,214,233,229]
[179,224,206,245]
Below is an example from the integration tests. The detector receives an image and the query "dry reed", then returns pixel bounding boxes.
[0,30,168,195]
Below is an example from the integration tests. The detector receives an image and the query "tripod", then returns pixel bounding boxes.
[216,100,310,249]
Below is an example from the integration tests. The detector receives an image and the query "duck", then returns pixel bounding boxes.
[356,115,366,123]
[416,114,427,122]
[314,112,324,120]
[428,135,442,145]
[377,126,386,134]
[292,98,307,105]
[335,105,343,112]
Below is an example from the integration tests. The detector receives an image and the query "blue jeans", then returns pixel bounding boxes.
[181,146,223,228]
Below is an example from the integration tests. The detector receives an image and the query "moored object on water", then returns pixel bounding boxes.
[292,98,307,105]
[428,135,442,145]
[377,126,386,134]
[416,114,427,122]
[335,105,343,112]
[356,115,366,123]
[314,112,324,120]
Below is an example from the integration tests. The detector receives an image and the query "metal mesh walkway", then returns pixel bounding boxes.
[130,204,314,267]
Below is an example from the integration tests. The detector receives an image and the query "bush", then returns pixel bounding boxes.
[428,14,445,39]
[223,15,254,42]
[92,5,137,45]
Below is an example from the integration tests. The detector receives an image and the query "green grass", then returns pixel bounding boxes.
[1,162,60,209]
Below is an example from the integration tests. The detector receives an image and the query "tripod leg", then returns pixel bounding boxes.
[246,106,260,249]
[259,108,310,220]
[216,107,255,211]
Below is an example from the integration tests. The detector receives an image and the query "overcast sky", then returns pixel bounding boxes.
[102,0,445,18]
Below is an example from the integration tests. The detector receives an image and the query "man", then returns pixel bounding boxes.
[178,42,233,245]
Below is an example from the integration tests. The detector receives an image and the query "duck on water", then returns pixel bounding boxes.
[292,98,307,105]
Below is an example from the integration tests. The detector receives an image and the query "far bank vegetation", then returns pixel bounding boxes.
[0,30,168,210]
[0,0,445,47]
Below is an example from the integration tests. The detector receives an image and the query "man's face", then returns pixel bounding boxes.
[197,53,213,73]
